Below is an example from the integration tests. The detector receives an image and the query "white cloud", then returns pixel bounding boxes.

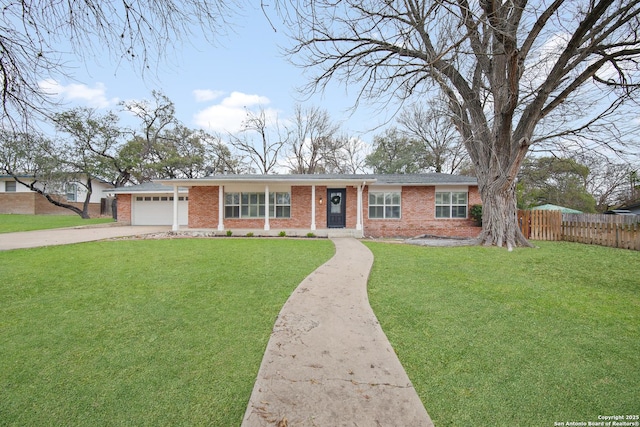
[193,91,273,133]
[193,89,225,102]
[38,79,118,108]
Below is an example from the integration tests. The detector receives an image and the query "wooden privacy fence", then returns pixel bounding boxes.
[518,210,562,241]
[518,210,640,250]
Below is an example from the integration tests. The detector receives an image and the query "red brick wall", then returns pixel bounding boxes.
[315,186,327,228]
[125,183,482,238]
[345,186,358,229]
[0,193,101,217]
[362,185,482,238]
[188,185,330,230]
[0,193,36,214]
[116,194,131,224]
[469,186,481,206]
[189,186,219,228]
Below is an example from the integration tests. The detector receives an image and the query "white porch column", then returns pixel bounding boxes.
[311,185,317,230]
[356,184,363,231]
[172,185,179,231]
[218,185,224,231]
[264,185,270,231]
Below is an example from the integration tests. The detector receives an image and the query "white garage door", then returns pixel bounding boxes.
[132,195,189,226]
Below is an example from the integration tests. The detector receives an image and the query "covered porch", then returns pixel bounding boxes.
[155,175,378,237]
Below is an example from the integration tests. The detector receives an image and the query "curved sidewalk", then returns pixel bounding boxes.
[242,237,433,427]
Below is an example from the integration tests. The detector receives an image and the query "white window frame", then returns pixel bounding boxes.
[368,191,401,219]
[435,191,468,219]
[270,192,291,219]
[65,183,77,202]
[225,191,291,219]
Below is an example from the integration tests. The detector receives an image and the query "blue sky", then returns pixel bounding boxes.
[40,4,389,141]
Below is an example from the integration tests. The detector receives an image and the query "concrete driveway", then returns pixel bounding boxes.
[0,225,170,251]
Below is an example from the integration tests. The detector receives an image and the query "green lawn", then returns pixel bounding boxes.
[0,239,334,426]
[365,241,640,427]
[0,214,114,233]
[2,238,638,426]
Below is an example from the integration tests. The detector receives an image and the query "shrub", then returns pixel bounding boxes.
[246,232,254,237]
[306,232,316,238]
[278,231,287,237]
[226,230,233,237]
[470,204,483,226]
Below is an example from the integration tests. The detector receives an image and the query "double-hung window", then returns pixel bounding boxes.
[225,193,241,218]
[369,191,401,219]
[435,191,468,218]
[225,192,291,218]
[65,183,77,202]
[270,192,291,218]
[241,193,265,218]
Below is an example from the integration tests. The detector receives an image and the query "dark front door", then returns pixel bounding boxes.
[327,189,346,228]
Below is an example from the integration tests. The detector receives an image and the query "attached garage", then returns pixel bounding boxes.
[132,194,188,226]
[107,182,189,226]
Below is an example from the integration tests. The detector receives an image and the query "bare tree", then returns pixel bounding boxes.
[574,153,639,211]
[229,107,288,174]
[120,91,236,180]
[281,0,640,249]
[397,99,467,174]
[325,134,369,174]
[1,0,239,129]
[286,104,340,173]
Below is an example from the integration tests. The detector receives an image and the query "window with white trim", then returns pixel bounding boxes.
[225,192,291,219]
[5,181,16,192]
[435,192,468,218]
[369,191,401,219]
[65,183,77,202]
[270,192,291,218]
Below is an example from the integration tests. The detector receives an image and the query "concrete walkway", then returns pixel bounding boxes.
[242,238,433,427]
[0,225,170,250]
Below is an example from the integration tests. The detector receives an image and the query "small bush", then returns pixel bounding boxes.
[278,231,287,237]
[226,230,233,237]
[470,204,483,226]
[246,232,254,237]
[306,232,316,238]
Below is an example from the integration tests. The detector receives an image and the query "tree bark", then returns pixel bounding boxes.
[476,176,533,250]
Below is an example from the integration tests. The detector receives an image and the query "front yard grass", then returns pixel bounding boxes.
[0,239,334,426]
[3,237,637,426]
[365,241,640,427]
[0,214,114,233]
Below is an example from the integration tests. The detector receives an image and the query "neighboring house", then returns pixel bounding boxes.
[617,201,640,216]
[0,175,114,217]
[110,173,481,238]
[531,204,583,214]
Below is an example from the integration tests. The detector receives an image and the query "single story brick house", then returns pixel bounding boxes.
[1,175,113,217]
[109,173,482,238]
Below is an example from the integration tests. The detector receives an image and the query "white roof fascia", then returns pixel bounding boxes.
[154,177,379,187]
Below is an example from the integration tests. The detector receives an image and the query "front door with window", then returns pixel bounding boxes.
[327,188,346,228]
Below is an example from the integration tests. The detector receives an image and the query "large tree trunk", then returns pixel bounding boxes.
[476,176,533,250]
